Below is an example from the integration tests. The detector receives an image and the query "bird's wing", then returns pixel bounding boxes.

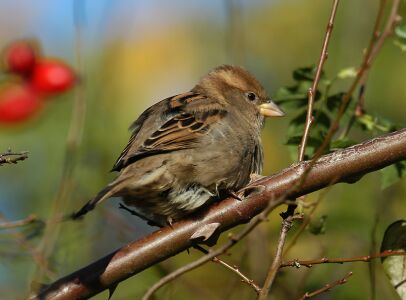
[111,92,227,171]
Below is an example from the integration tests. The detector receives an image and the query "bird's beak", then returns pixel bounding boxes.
[258,100,285,117]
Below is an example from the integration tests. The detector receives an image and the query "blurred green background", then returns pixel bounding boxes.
[0,0,405,299]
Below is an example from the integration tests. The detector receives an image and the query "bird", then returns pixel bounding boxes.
[72,65,285,226]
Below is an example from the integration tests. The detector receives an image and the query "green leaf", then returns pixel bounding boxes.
[357,114,397,133]
[357,114,376,131]
[293,67,317,81]
[273,86,308,109]
[395,24,406,40]
[308,215,327,235]
[381,220,406,300]
[326,93,344,112]
[337,67,357,79]
[394,40,406,52]
[314,110,331,129]
[380,161,406,190]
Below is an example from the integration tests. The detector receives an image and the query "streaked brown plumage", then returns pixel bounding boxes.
[73,65,284,225]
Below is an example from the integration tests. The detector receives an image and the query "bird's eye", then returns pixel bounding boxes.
[246,92,257,101]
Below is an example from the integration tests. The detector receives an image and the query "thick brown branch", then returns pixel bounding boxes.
[31,128,406,300]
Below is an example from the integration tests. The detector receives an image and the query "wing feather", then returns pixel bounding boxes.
[111,93,227,171]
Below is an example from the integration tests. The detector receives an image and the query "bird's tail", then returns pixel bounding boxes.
[71,184,117,220]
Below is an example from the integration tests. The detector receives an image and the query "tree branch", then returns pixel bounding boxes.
[31,128,406,300]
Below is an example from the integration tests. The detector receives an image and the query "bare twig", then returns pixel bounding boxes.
[213,257,261,294]
[258,214,303,300]
[193,244,261,294]
[0,214,39,229]
[298,0,340,161]
[298,272,353,300]
[369,200,381,300]
[0,150,28,166]
[281,250,406,268]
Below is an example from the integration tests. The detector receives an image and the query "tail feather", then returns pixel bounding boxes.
[71,185,116,220]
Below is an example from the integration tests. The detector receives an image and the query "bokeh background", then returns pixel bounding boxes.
[0,0,405,299]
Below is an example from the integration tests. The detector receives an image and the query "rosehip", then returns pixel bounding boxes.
[0,83,42,123]
[4,41,37,76]
[31,60,75,94]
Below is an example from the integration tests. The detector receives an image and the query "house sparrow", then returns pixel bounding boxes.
[73,65,284,226]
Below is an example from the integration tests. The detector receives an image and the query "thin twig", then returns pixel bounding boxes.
[141,198,284,300]
[281,250,406,268]
[298,0,340,161]
[369,200,381,300]
[193,244,261,294]
[0,214,39,229]
[258,214,303,300]
[213,257,261,293]
[298,272,353,300]
[0,150,28,166]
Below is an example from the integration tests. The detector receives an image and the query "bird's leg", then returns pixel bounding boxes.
[118,203,162,227]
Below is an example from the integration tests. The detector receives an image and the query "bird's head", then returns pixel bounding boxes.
[194,65,285,122]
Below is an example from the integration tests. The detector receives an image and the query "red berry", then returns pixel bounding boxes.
[4,41,37,75]
[31,60,75,94]
[0,83,42,123]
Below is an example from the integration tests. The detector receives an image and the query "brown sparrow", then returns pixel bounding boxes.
[73,65,285,225]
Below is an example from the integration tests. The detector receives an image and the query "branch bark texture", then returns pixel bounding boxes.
[32,128,406,300]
